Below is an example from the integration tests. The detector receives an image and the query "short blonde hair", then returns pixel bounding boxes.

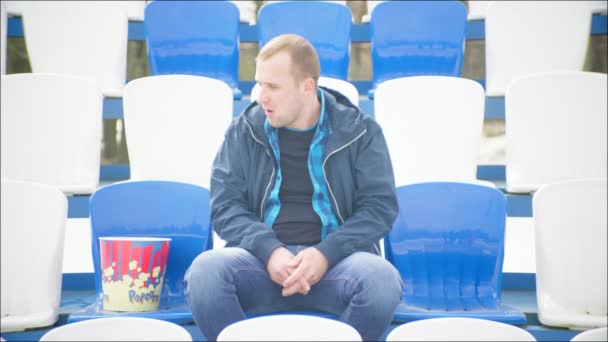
[256,34,320,84]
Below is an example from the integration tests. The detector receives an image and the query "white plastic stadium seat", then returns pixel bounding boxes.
[386,317,536,341]
[251,76,360,107]
[123,75,233,189]
[1,1,6,75]
[505,71,607,193]
[533,178,607,330]
[40,317,192,341]
[467,0,493,20]
[1,73,103,195]
[122,1,146,21]
[1,180,67,332]
[361,0,384,23]
[374,76,494,188]
[20,1,128,97]
[2,1,27,15]
[230,1,256,24]
[485,1,592,96]
[585,0,607,14]
[571,327,608,342]
[217,314,362,341]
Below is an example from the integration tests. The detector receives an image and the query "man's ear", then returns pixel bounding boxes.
[303,77,316,94]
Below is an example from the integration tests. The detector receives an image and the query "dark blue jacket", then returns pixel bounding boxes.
[210,87,398,268]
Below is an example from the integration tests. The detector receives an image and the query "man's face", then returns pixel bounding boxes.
[255,52,307,129]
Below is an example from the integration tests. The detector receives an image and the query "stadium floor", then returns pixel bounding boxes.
[1,289,582,341]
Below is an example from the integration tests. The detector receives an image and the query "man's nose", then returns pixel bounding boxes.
[258,88,269,103]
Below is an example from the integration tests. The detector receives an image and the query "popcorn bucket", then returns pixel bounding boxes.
[99,237,171,312]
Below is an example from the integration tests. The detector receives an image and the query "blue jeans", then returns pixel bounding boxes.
[184,246,404,341]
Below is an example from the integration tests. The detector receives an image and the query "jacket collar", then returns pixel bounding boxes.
[243,87,366,150]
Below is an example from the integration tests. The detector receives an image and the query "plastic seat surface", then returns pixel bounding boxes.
[1,73,103,195]
[587,0,608,13]
[467,0,493,20]
[386,182,526,324]
[123,75,233,190]
[257,1,352,80]
[250,76,360,107]
[485,1,591,96]
[41,317,192,341]
[374,76,490,187]
[230,0,256,24]
[571,327,608,342]
[369,1,467,98]
[123,0,145,21]
[1,180,67,332]
[533,179,607,330]
[386,317,536,341]
[361,0,384,23]
[505,71,607,193]
[67,180,212,324]
[1,2,6,75]
[144,1,242,99]
[19,1,128,97]
[217,314,362,341]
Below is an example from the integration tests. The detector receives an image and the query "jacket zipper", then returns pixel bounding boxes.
[244,120,275,218]
[321,128,382,256]
[322,129,367,224]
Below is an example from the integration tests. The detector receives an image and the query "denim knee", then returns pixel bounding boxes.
[351,254,404,305]
[185,249,233,296]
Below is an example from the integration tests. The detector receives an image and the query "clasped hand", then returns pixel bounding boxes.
[267,247,329,297]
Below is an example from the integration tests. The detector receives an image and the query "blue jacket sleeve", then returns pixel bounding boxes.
[314,121,398,268]
[210,120,284,266]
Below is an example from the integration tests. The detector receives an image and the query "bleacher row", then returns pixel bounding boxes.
[1,1,607,341]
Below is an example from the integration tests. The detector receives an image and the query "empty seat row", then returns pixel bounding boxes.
[0,1,600,99]
[363,0,608,22]
[29,314,608,341]
[2,71,605,196]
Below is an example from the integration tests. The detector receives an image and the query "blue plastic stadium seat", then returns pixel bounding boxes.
[68,181,212,324]
[257,1,352,80]
[144,1,242,99]
[385,182,526,324]
[369,1,467,98]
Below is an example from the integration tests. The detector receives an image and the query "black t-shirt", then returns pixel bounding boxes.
[273,127,322,245]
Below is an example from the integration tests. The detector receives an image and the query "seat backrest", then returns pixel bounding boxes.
[386,182,508,311]
[20,1,128,97]
[257,1,352,80]
[586,0,608,14]
[1,73,103,195]
[370,1,467,91]
[1,1,6,75]
[505,71,607,193]
[1,179,67,332]
[123,0,145,21]
[89,180,211,309]
[250,76,359,106]
[374,76,485,187]
[123,75,233,188]
[533,178,607,329]
[123,75,233,189]
[40,317,192,341]
[571,327,608,342]
[217,315,362,341]
[467,0,493,20]
[387,317,536,341]
[485,1,591,96]
[230,0,256,24]
[144,1,241,98]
